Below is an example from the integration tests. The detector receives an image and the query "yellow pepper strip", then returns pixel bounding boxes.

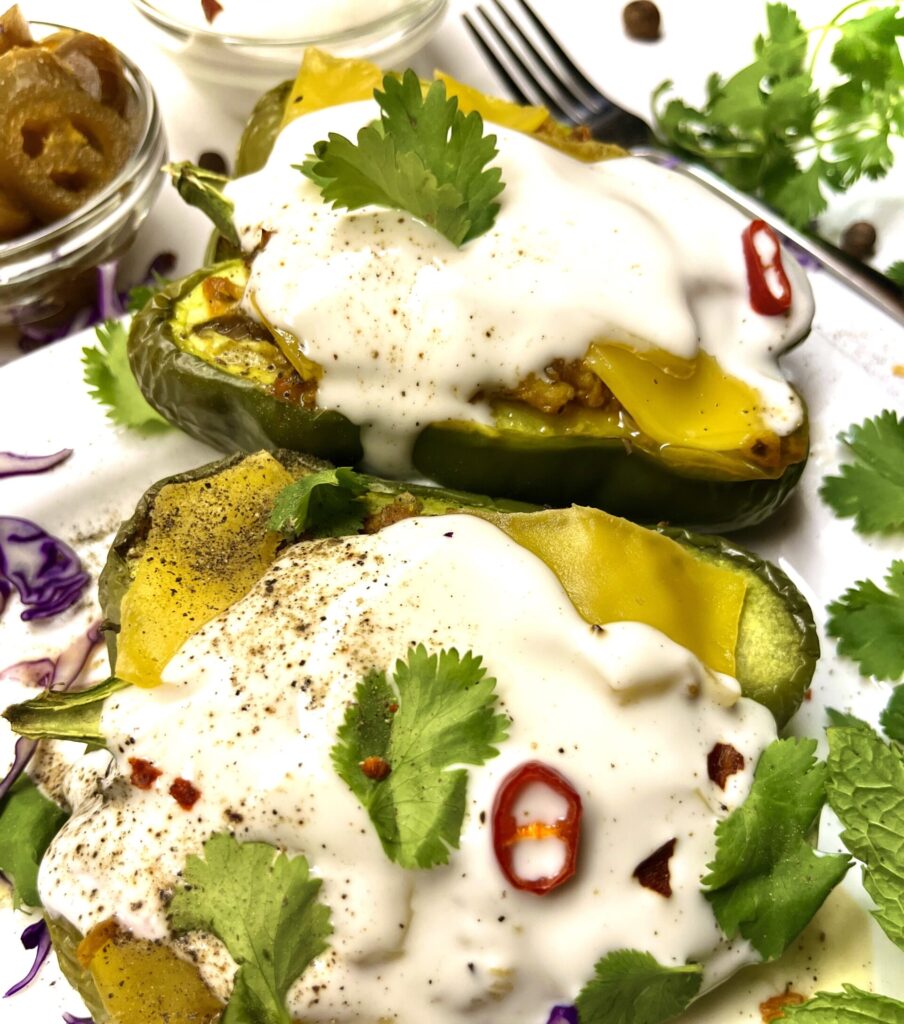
[585,345,784,462]
[433,70,548,132]
[115,452,295,687]
[489,506,745,676]
[280,47,385,125]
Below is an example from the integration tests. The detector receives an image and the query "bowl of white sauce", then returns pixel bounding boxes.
[132,0,447,116]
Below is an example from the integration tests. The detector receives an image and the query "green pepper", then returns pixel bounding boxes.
[128,261,807,532]
[92,450,815,725]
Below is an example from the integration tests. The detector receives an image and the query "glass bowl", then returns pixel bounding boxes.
[0,24,167,342]
[131,0,448,116]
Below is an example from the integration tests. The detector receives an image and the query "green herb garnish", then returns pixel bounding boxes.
[300,69,505,247]
[826,724,904,951]
[702,738,850,960]
[820,411,904,534]
[881,687,904,743]
[83,321,171,433]
[574,950,703,1024]
[268,467,369,539]
[332,644,508,868]
[0,776,68,909]
[168,834,331,1024]
[782,985,904,1022]
[826,561,904,683]
[654,2,904,229]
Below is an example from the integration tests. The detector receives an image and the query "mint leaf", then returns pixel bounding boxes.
[782,985,904,1023]
[703,738,850,960]
[332,644,508,868]
[82,321,171,432]
[826,725,904,950]
[168,833,331,1024]
[821,411,904,534]
[574,949,702,1024]
[3,677,129,746]
[826,561,904,682]
[880,687,904,743]
[301,70,504,247]
[0,776,68,908]
[268,467,368,539]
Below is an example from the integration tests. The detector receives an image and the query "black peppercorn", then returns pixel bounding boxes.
[623,0,661,41]
[840,220,877,259]
[198,150,229,176]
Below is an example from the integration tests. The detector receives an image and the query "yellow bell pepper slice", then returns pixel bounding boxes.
[586,345,782,459]
[433,70,548,131]
[115,452,295,688]
[490,505,745,676]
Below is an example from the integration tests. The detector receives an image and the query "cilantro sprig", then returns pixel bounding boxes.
[332,645,508,868]
[575,950,703,1024]
[820,411,904,534]
[826,561,904,683]
[300,70,505,247]
[826,724,904,951]
[168,834,331,1024]
[654,2,904,229]
[702,738,850,960]
[82,321,171,433]
[268,467,369,539]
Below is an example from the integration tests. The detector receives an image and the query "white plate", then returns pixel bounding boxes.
[0,287,901,1018]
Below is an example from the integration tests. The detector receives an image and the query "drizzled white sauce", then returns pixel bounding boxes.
[39,516,777,1022]
[151,0,413,39]
[226,101,814,475]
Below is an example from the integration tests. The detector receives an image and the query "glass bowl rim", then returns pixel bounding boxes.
[130,0,447,49]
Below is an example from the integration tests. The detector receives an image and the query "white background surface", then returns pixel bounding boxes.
[1,0,903,1020]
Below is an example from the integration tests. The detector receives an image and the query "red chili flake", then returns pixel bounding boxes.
[632,838,676,897]
[707,743,745,790]
[200,0,224,23]
[169,777,201,809]
[128,757,162,790]
[759,991,806,1022]
[360,756,391,781]
[388,702,399,714]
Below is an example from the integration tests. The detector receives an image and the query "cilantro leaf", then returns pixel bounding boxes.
[820,412,904,534]
[0,776,68,908]
[301,69,504,247]
[82,321,171,432]
[781,985,904,1023]
[268,467,368,539]
[826,561,904,682]
[332,644,508,868]
[574,950,702,1024]
[880,687,904,744]
[886,260,904,287]
[168,833,331,1024]
[702,738,850,960]
[825,707,871,731]
[826,725,904,950]
[653,3,904,229]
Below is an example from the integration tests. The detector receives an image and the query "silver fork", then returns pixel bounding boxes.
[464,0,904,324]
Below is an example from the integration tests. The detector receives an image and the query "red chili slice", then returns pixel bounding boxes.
[492,760,582,895]
[742,219,793,315]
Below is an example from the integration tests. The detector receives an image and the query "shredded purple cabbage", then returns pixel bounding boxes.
[63,1015,94,1024]
[0,737,36,803]
[0,450,73,480]
[0,517,89,621]
[95,261,123,321]
[3,919,51,997]
[547,1007,579,1024]
[0,622,103,799]
[0,657,55,688]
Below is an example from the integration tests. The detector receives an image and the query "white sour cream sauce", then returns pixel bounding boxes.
[152,0,413,39]
[40,515,777,1023]
[226,101,814,476]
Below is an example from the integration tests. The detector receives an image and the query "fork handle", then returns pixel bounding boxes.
[632,147,904,327]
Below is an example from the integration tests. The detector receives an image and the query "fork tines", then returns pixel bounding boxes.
[463,0,611,125]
